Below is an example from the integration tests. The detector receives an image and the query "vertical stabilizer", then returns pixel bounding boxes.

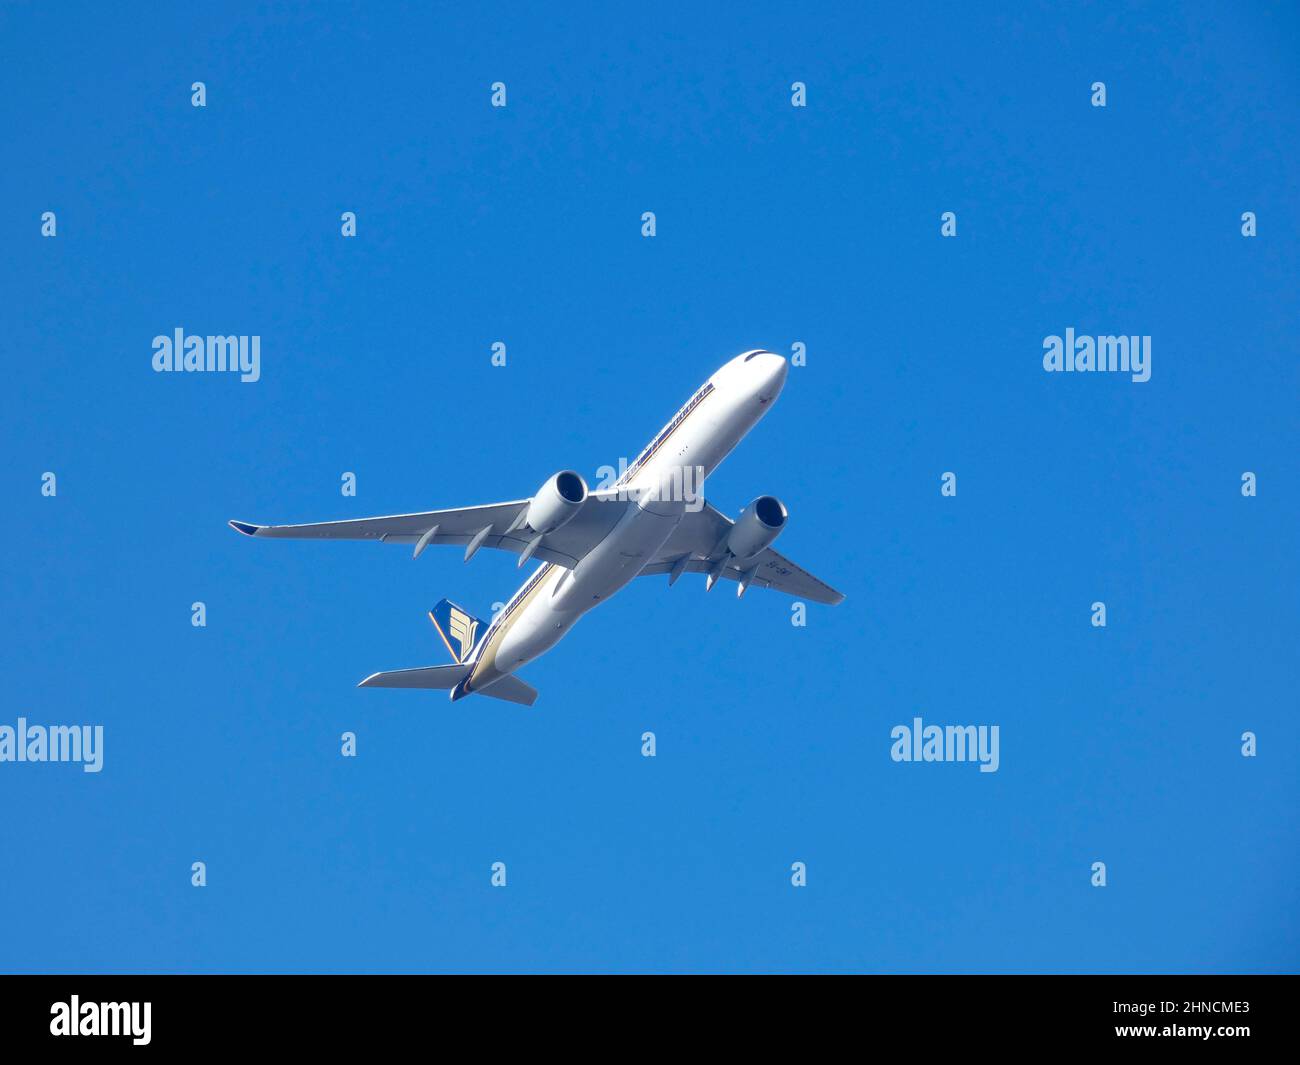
[428,600,491,664]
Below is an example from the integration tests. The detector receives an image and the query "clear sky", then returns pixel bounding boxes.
[2,2,1297,973]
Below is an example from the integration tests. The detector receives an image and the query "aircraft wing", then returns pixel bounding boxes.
[640,501,845,605]
[229,492,635,569]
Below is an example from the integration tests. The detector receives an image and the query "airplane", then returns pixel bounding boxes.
[229,350,844,706]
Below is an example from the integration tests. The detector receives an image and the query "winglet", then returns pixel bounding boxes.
[228,520,263,537]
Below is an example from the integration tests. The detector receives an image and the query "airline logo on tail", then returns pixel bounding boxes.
[448,607,478,660]
[429,599,491,664]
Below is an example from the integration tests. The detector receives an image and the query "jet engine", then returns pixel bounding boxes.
[725,495,787,559]
[525,470,588,533]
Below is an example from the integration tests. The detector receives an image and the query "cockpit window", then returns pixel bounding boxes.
[743,349,773,362]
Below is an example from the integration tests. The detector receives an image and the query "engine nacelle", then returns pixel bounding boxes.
[525,470,588,534]
[725,495,787,559]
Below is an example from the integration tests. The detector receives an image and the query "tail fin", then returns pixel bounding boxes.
[429,599,490,664]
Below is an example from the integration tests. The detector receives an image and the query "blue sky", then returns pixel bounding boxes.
[1,2,1297,973]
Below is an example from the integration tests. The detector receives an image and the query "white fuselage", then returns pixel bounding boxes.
[455,350,788,699]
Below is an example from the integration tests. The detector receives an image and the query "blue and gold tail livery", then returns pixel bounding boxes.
[429,600,490,664]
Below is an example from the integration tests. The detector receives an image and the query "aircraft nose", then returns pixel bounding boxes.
[753,351,788,403]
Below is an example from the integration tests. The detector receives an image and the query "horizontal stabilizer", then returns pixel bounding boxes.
[476,674,538,707]
[357,664,470,689]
